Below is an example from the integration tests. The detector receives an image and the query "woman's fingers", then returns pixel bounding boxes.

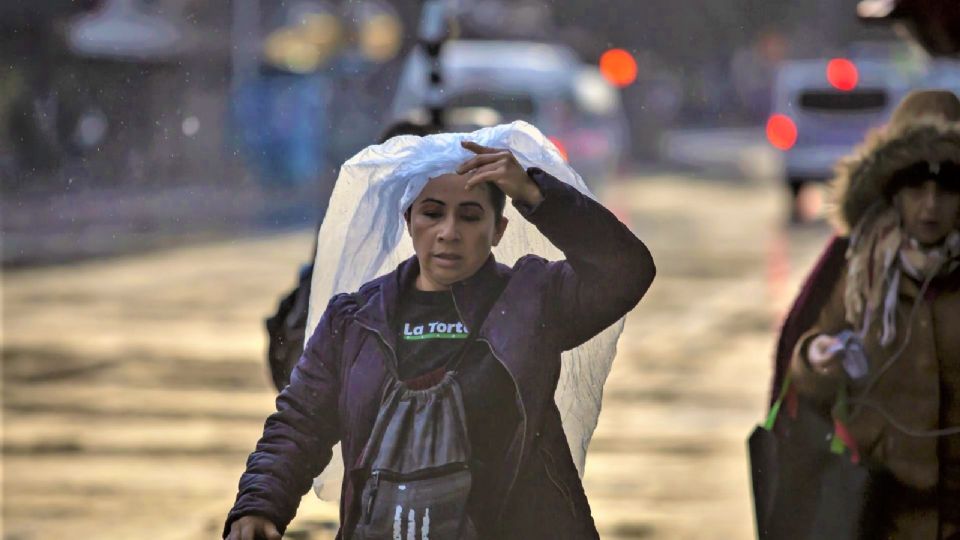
[231,521,249,540]
[263,521,282,540]
[456,152,505,174]
[225,520,244,540]
[227,516,279,540]
[461,140,500,154]
[808,334,841,368]
[240,521,257,540]
[468,161,503,179]
[464,166,506,191]
[459,141,535,202]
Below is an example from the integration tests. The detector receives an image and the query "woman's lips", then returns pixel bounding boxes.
[432,253,462,267]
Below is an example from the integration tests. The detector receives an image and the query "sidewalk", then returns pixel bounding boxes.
[1,181,326,267]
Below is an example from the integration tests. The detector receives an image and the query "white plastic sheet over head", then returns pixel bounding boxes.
[307,121,624,500]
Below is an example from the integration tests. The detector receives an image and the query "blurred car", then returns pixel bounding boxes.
[767,47,928,220]
[923,58,960,95]
[390,40,629,190]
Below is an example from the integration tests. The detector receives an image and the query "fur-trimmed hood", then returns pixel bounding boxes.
[831,103,960,235]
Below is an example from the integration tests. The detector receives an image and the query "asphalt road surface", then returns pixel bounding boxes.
[2,171,833,539]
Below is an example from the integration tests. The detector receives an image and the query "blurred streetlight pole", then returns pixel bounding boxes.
[417,0,450,129]
[231,0,261,91]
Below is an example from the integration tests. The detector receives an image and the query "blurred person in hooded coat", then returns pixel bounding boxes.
[774,89,960,539]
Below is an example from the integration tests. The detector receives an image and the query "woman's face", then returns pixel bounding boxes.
[406,173,508,291]
[895,178,960,246]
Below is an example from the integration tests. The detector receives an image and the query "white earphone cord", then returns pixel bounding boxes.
[849,266,960,438]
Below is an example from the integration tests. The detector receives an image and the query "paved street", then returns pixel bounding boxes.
[2,171,833,539]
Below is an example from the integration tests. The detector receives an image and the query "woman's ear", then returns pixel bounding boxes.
[491,216,509,247]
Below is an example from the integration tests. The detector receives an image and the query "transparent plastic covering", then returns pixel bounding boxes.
[306,121,625,500]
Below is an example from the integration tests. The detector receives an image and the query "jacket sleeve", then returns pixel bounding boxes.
[516,168,656,351]
[222,294,349,537]
[788,267,852,405]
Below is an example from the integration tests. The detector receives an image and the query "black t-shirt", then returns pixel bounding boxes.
[396,288,471,379]
[395,288,521,537]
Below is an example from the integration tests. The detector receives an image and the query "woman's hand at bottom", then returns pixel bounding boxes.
[226,515,281,540]
[806,333,843,374]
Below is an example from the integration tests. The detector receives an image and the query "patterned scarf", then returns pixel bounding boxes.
[844,206,960,346]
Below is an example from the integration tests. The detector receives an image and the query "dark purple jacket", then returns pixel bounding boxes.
[224,169,656,538]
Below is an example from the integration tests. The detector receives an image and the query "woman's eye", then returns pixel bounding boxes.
[904,180,925,191]
[936,180,960,194]
[423,211,442,219]
[461,214,482,222]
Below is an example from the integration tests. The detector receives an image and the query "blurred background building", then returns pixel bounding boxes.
[0,0,957,257]
[0,0,912,189]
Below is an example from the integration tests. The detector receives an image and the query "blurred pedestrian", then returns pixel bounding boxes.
[779,89,960,539]
[225,122,655,539]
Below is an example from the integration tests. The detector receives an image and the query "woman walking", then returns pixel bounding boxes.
[224,122,655,539]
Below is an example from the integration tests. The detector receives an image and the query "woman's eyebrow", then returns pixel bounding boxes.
[458,201,485,211]
[419,198,446,206]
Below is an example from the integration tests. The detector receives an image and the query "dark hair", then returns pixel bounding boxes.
[487,183,507,223]
[885,160,960,199]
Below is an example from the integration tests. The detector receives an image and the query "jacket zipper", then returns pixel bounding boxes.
[540,447,577,518]
[447,290,529,517]
[356,322,400,378]
[363,471,380,524]
[353,321,397,527]
[476,337,526,500]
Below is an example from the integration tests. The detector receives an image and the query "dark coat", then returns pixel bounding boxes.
[786,257,960,538]
[224,169,655,538]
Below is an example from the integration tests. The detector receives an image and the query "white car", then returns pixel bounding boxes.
[768,47,928,219]
[391,40,629,190]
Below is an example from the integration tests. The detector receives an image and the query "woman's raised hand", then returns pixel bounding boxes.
[457,141,544,206]
[226,515,281,540]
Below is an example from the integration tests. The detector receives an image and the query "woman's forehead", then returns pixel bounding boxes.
[899,177,960,193]
[415,173,492,206]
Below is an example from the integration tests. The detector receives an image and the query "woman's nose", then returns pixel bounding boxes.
[922,184,940,209]
[437,216,460,241]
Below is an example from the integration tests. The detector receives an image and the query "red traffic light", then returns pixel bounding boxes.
[599,48,638,88]
[766,114,798,151]
[826,58,859,91]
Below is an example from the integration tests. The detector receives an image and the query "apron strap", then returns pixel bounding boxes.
[764,373,793,431]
